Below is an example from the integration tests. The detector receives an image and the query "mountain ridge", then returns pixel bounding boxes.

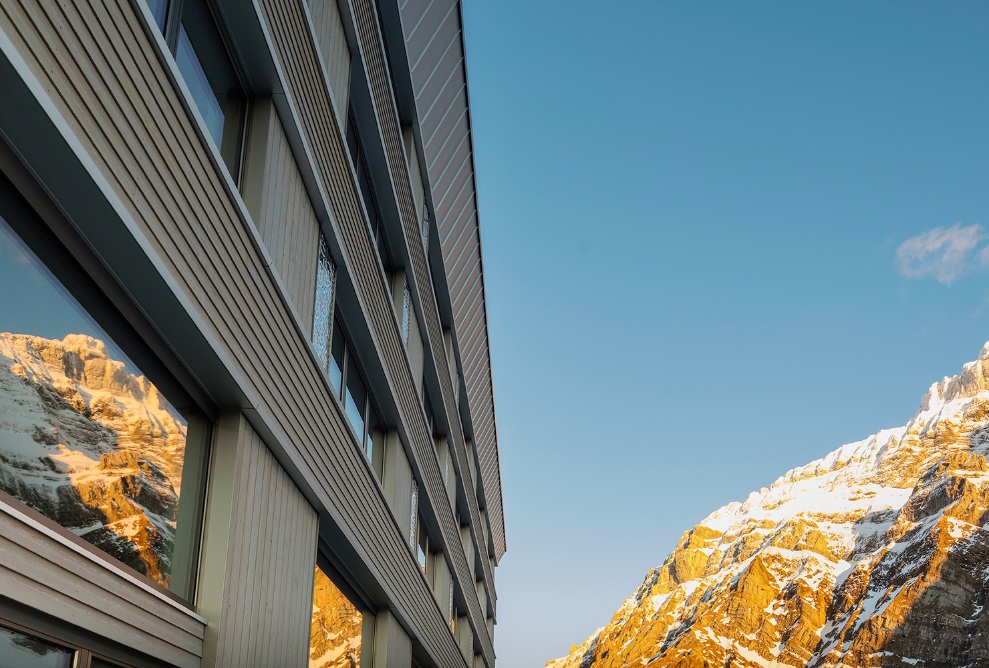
[548,341,989,668]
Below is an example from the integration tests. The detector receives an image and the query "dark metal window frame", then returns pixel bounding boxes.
[0,617,136,668]
[144,0,249,183]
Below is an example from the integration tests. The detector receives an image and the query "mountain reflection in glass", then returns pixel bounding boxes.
[0,214,207,600]
[309,567,363,668]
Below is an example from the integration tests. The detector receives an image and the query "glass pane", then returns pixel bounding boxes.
[401,283,410,345]
[329,325,344,395]
[421,204,429,249]
[143,0,168,31]
[91,660,125,668]
[416,514,428,574]
[344,357,366,440]
[175,26,225,147]
[312,236,335,370]
[310,567,362,668]
[0,211,207,598]
[409,479,417,548]
[174,0,245,174]
[0,626,73,668]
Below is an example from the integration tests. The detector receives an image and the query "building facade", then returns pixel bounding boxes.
[0,0,504,666]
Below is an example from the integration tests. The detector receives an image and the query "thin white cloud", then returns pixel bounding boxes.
[895,223,985,285]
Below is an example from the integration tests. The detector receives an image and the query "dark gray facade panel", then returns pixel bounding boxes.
[400,0,506,564]
[433,152,472,219]
[404,0,457,74]
[414,51,463,125]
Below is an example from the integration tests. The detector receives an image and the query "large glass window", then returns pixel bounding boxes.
[0,190,209,601]
[142,0,247,178]
[0,626,72,668]
[309,566,366,668]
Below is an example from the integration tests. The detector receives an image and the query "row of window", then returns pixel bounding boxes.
[0,0,491,665]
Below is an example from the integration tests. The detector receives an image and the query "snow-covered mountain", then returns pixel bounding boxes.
[548,342,989,668]
[0,332,187,586]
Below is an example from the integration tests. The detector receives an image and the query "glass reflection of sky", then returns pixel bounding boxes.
[0,215,133,373]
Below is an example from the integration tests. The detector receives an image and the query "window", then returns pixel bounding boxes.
[416,512,429,574]
[408,479,418,549]
[401,279,411,346]
[0,623,136,668]
[346,110,390,268]
[310,566,366,668]
[0,188,210,601]
[143,0,247,178]
[323,320,382,468]
[312,235,337,370]
[421,203,430,250]
[0,625,72,668]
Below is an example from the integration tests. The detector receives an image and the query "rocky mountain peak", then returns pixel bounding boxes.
[549,342,989,668]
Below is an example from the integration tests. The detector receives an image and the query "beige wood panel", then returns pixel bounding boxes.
[0,501,204,667]
[254,104,321,330]
[307,0,351,127]
[210,416,318,667]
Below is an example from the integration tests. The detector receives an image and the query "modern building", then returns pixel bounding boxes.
[0,0,504,666]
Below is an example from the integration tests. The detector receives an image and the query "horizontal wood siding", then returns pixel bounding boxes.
[214,417,317,667]
[0,1,465,666]
[0,501,204,667]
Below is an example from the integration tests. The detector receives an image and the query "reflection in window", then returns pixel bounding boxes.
[0,626,73,668]
[401,281,411,345]
[143,0,246,177]
[421,204,429,250]
[416,512,428,574]
[143,0,168,31]
[409,479,418,548]
[312,236,336,370]
[344,357,367,442]
[310,567,362,668]
[0,208,209,600]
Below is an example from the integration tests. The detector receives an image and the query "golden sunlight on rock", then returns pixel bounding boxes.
[547,343,989,668]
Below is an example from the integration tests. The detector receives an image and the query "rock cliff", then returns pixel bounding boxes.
[549,342,989,668]
[0,332,187,586]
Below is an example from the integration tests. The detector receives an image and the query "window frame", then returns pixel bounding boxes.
[142,0,249,182]
[0,173,213,606]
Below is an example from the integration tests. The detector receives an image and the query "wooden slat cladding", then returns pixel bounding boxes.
[307,0,351,127]
[256,106,320,329]
[345,0,497,657]
[0,2,464,667]
[0,502,204,667]
[399,0,505,566]
[213,418,317,666]
[239,0,477,665]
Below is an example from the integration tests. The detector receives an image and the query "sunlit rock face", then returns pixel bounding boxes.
[548,342,989,668]
[309,567,363,668]
[0,332,187,586]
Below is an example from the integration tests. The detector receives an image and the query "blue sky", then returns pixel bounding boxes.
[461,2,989,665]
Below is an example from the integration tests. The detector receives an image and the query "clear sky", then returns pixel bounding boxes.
[461,2,989,665]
